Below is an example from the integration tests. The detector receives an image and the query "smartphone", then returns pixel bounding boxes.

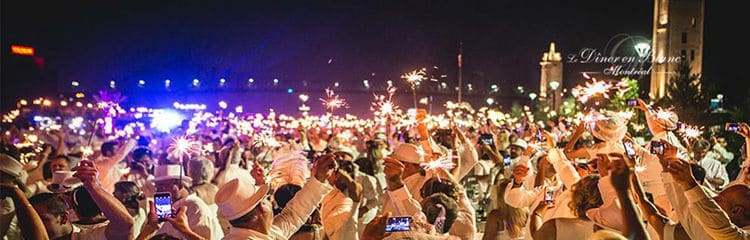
[537,129,546,142]
[726,123,740,131]
[623,140,636,158]
[480,133,494,145]
[154,192,174,222]
[650,141,664,156]
[503,156,511,166]
[676,122,686,131]
[627,99,637,106]
[544,191,554,203]
[385,216,412,232]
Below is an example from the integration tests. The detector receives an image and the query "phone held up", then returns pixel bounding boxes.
[480,133,494,146]
[503,156,511,166]
[385,216,412,232]
[154,192,174,222]
[544,191,554,204]
[650,141,664,156]
[626,99,637,107]
[623,140,636,158]
[726,122,740,132]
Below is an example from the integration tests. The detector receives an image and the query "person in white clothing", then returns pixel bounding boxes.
[693,139,730,190]
[214,154,336,240]
[139,164,224,240]
[95,139,137,193]
[321,152,363,240]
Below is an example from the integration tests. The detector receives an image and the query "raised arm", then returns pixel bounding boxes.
[610,153,650,240]
[73,160,135,240]
[0,184,49,240]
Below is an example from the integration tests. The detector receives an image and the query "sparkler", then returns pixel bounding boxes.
[320,88,348,129]
[168,136,201,163]
[678,124,704,141]
[581,110,609,131]
[572,78,614,104]
[401,68,427,109]
[420,154,456,182]
[371,86,400,137]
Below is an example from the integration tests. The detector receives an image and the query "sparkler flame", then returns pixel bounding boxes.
[401,69,427,88]
[320,88,348,111]
[678,124,703,140]
[371,86,400,117]
[581,110,609,131]
[420,154,456,182]
[168,136,201,162]
[654,107,675,120]
[572,78,614,103]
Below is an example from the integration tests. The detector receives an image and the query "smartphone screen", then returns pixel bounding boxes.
[385,217,411,232]
[503,156,511,166]
[154,192,174,222]
[544,191,554,203]
[726,123,740,131]
[480,134,494,145]
[627,99,637,106]
[623,141,636,157]
[650,141,664,156]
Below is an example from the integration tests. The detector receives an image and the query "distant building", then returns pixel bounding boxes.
[650,0,704,99]
[540,42,563,112]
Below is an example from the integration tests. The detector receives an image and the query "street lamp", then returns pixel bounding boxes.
[549,81,560,111]
[486,98,495,106]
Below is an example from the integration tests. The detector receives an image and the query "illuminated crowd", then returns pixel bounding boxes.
[2,78,750,240]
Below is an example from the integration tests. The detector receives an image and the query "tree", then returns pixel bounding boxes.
[658,62,710,125]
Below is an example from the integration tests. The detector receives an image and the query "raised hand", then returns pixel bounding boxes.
[512,164,530,186]
[383,157,405,191]
[72,160,99,187]
[362,212,392,240]
[313,154,338,183]
[667,160,698,190]
[608,153,632,191]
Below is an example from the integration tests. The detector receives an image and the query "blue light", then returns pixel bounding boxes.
[287,88,293,94]
[150,110,184,133]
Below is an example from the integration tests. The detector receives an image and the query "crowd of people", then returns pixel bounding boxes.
[2,97,750,240]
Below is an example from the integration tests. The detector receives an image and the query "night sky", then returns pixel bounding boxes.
[2,0,747,112]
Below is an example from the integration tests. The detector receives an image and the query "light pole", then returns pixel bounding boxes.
[549,81,560,112]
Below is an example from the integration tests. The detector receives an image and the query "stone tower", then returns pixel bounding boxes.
[540,42,563,112]
[650,0,704,99]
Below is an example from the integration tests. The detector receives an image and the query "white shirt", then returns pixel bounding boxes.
[95,139,136,193]
[699,154,730,190]
[684,185,750,239]
[321,189,359,240]
[157,193,224,240]
[223,178,332,240]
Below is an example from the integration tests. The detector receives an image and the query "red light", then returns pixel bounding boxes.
[11,45,34,56]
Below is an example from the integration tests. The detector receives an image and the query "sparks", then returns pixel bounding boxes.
[654,107,675,120]
[401,69,427,87]
[420,154,456,182]
[168,136,201,162]
[678,124,704,140]
[572,78,614,103]
[581,110,609,131]
[371,86,400,117]
[320,88,348,111]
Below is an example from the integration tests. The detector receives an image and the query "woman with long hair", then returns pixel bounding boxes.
[483,178,529,240]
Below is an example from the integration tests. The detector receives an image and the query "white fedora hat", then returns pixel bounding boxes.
[151,165,192,183]
[0,154,23,178]
[48,171,82,193]
[215,178,270,221]
[390,143,425,164]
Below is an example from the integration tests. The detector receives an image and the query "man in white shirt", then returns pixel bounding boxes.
[667,158,750,239]
[215,154,336,240]
[95,139,137,193]
[30,160,135,240]
[694,139,729,190]
[140,164,224,239]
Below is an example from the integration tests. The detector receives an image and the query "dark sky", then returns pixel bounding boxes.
[2,0,747,110]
